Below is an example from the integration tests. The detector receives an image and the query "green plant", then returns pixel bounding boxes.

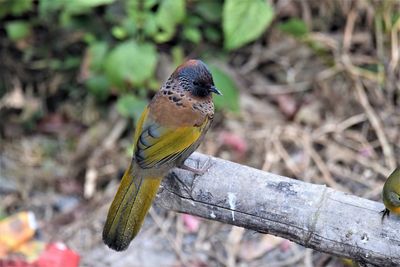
[278,18,308,38]
[208,65,239,113]
[0,0,276,120]
[223,0,274,50]
[5,21,31,41]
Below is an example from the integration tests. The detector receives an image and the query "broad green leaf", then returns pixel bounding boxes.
[208,65,240,113]
[154,0,185,43]
[117,94,148,119]
[105,41,157,88]
[5,21,31,41]
[223,0,274,50]
[279,18,308,38]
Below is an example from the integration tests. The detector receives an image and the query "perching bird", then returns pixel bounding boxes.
[381,168,400,220]
[103,59,222,251]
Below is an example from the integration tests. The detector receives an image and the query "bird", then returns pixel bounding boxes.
[102,59,222,251]
[381,168,400,220]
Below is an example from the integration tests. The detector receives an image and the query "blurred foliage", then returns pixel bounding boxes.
[223,0,274,50]
[116,93,147,119]
[278,18,308,38]
[0,0,276,120]
[208,65,240,113]
[5,20,31,41]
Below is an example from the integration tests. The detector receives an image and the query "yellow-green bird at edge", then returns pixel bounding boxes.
[381,168,400,220]
[102,59,222,251]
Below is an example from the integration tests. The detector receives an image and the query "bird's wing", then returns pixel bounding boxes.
[133,106,209,169]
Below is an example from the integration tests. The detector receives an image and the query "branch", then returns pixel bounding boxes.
[155,153,400,267]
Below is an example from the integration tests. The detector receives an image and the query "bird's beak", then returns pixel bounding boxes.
[210,86,223,95]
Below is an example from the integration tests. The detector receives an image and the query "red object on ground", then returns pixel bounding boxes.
[35,243,80,267]
[0,243,79,267]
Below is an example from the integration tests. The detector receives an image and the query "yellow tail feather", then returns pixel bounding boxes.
[102,163,162,251]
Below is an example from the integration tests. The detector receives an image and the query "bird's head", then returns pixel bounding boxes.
[172,59,222,98]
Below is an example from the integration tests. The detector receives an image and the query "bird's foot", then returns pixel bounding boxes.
[172,173,192,197]
[179,157,212,176]
[380,208,390,222]
[173,157,213,197]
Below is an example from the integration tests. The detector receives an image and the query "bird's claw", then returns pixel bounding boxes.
[380,208,390,222]
[179,157,212,176]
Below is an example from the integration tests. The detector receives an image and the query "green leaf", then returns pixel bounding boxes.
[195,1,222,23]
[88,42,108,72]
[154,0,185,43]
[47,57,79,70]
[183,27,202,44]
[83,33,96,44]
[223,0,274,50]
[171,46,184,66]
[0,0,33,18]
[205,27,221,42]
[143,14,158,36]
[86,75,110,101]
[112,26,128,40]
[392,12,400,26]
[121,17,138,36]
[143,0,158,9]
[38,0,64,17]
[116,94,148,119]
[63,0,116,14]
[186,15,203,27]
[279,18,308,38]
[105,41,157,89]
[208,65,240,113]
[64,56,81,69]
[360,64,379,73]
[5,21,31,41]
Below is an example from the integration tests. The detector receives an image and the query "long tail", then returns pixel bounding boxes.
[102,163,162,251]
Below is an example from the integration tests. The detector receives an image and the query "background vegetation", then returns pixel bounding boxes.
[1,0,399,266]
[2,0,274,121]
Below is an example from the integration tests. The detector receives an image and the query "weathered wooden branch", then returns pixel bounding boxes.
[155,152,400,267]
